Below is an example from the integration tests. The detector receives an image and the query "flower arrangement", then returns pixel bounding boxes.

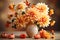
[5,0,56,39]
[6,0,55,28]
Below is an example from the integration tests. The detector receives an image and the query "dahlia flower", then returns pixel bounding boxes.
[26,7,41,20]
[38,14,51,27]
[35,3,49,14]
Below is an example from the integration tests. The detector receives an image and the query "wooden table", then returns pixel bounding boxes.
[0,31,60,40]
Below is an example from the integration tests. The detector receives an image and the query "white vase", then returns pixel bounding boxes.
[26,24,38,38]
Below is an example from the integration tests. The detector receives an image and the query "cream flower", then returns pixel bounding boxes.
[35,3,49,14]
[38,14,51,27]
[16,2,27,11]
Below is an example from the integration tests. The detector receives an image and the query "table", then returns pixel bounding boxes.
[0,31,60,40]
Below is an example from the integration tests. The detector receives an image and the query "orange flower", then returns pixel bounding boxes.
[9,3,15,11]
[50,20,55,26]
[49,9,54,16]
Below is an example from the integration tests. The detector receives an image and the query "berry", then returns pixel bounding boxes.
[20,34,26,38]
[8,34,15,39]
[1,32,8,38]
[34,34,40,39]
[39,29,51,39]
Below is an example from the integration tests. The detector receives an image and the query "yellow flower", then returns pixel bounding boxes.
[35,3,49,14]
[38,14,51,27]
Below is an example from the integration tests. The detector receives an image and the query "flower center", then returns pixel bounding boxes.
[29,12,35,17]
[40,17,46,23]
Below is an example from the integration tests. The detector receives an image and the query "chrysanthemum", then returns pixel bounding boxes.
[35,3,49,14]
[38,14,51,27]
[16,2,27,11]
[15,15,26,27]
[26,7,41,20]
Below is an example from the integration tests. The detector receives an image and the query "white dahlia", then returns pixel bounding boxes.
[35,3,49,14]
[38,14,51,27]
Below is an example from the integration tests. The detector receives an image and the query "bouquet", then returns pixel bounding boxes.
[5,0,56,39]
[6,0,55,29]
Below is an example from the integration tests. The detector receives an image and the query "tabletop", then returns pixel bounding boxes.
[0,31,60,40]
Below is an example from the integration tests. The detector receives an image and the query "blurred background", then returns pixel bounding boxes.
[0,0,60,32]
